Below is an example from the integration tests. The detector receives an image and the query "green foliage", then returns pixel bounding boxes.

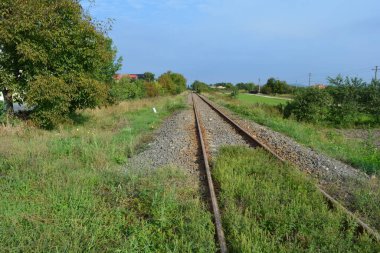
[285,75,380,127]
[0,0,121,128]
[230,86,239,98]
[262,78,291,94]
[191,80,209,93]
[211,82,234,89]
[284,88,333,123]
[110,78,146,101]
[214,147,380,252]
[157,71,187,95]
[143,72,155,82]
[236,82,257,91]
[144,81,162,97]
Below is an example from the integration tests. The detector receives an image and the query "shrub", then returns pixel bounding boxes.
[26,76,72,129]
[191,80,209,93]
[157,71,187,95]
[145,81,162,97]
[230,86,239,98]
[284,88,333,123]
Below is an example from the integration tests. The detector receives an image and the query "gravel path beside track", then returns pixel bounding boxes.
[126,95,201,177]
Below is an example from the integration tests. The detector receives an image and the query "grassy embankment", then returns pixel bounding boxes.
[0,94,216,252]
[208,92,380,174]
[214,146,380,252]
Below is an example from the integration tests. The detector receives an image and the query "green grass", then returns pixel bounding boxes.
[0,94,216,252]
[208,93,380,174]
[214,146,380,252]
[237,93,289,106]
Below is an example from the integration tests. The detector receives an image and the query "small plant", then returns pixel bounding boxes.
[230,86,239,98]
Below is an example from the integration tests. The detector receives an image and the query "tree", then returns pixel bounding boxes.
[236,82,257,91]
[191,80,209,93]
[157,71,187,95]
[262,78,290,94]
[284,88,333,122]
[0,0,121,128]
[143,72,155,82]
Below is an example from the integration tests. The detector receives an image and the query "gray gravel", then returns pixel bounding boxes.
[126,94,202,177]
[193,95,252,160]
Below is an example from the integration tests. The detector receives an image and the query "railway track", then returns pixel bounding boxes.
[191,92,380,252]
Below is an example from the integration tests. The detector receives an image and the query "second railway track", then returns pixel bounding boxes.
[191,92,380,252]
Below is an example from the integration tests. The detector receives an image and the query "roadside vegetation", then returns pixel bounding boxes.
[111,71,187,102]
[214,146,380,252]
[284,76,380,127]
[207,90,380,174]
[0,94,216,252]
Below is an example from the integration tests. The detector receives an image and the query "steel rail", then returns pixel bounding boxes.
[192,94,228,253]
[195,93,380,243]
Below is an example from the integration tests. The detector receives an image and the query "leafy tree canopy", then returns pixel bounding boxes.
[0,0,121,128]
[191,80,209,93]
[157,71,186,95]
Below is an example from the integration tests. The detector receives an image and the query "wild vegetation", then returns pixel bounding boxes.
[285,76,380,127]
[111,71,187,102]
[214,146,380,252]
[207,92,380,174]
[0,94,217,252]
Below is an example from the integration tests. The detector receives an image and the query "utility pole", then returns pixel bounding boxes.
[308,73,312,86]
[258,78,261,93]
[372,66,379,81]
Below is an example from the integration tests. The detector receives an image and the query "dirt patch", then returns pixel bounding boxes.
[339,129,380,149]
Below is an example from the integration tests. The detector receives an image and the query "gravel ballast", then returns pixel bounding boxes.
[193,94,252,160]
[127,97,201,176]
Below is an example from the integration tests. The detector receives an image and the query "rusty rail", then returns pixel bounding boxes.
[195,93,380,243]
[192,94,228,253]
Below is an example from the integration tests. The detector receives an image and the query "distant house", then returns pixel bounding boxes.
[0,92,3,102]
[114,74,144,81]
[313,84,326,89]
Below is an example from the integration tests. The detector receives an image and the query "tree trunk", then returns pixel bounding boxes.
[2,88,14,114]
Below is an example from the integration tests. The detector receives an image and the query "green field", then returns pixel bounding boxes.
[0,94,216,252]
[237,93,289,106]
[214,146,380,252]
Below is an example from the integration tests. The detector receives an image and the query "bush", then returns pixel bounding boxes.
[284,76,380,127]
[230,86,239,98]
[157,71,186,95]
[262,78,291,94]
[191,80,209,93]
[144,81,162,97]
[110,78,146,101]
[284,88,333,123]
[26,75,108,129]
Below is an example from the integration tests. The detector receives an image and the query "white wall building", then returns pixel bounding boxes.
[0,92,3,102]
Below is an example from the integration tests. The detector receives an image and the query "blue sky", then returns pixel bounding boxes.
[82,0,380,85]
